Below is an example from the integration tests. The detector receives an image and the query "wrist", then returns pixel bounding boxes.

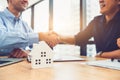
[59,35,64,43]
[38,32,45,41]
[96,51,103,57]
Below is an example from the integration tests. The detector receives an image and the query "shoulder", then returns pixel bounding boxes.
[87,15,103,25]
[88,15,104,25]
[93,15,104,21]
[0,11,3,17]
[0,11,6,19]
[0,11,5,22]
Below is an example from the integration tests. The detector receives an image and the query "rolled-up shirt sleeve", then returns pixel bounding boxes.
[27,33,39,46]
[0,30,39,49]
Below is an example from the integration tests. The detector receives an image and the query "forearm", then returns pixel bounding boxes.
[98,49,120,59]
[59,35,76,45]
[0,32,39,48]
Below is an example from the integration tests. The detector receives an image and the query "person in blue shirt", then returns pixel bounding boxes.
[54,0,120,59]
[0,0,59,57]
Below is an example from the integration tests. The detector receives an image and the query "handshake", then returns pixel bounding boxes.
[38,31,61,48]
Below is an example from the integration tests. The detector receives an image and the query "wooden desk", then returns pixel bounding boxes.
[0,57,120,80]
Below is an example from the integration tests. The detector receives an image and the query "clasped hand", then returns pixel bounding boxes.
[38,31,60,47]
[9,48,29,58]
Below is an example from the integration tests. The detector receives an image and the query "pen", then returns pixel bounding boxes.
[27,55,31,63]
[118,59,120,62]
[111,58,114,62]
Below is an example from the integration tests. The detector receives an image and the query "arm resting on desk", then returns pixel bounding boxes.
[96,49,120,59]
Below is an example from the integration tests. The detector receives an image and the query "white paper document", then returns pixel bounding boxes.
[87,59,120,70]
[53,55,85,62]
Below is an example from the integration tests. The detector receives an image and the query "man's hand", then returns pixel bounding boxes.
[38,32,60,47]
[9,48,30,58]
[117,38,120,48]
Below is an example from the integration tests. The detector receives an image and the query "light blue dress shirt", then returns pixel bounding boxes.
[0,8,39,55]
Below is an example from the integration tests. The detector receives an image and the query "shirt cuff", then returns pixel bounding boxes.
[27,33,39,45]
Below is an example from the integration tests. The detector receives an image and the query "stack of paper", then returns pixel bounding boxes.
[87,59,120,70]
[53,56,85,62]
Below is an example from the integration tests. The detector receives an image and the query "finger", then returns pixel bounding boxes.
[12,49,21,58]
[16,49,28,58]
[49,41,56,47]
[16,50,23,58]
[21,51,28,58]
[46,41,54,47]
[9,49,18,58]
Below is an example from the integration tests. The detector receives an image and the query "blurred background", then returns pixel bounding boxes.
[0,0,101,57]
